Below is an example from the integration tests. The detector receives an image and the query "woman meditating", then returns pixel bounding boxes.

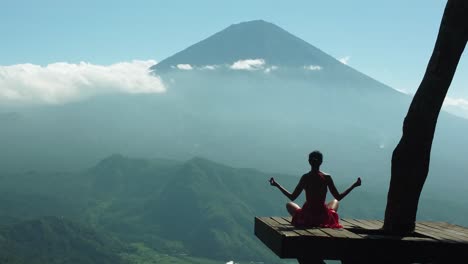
[269,150,361,228]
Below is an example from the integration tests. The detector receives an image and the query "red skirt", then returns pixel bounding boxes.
[291,202,343,229]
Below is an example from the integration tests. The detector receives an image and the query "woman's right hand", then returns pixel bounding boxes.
[354,177,362,187]
[269,177,278,187]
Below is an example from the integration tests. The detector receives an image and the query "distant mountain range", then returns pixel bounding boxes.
[0,155,297,263]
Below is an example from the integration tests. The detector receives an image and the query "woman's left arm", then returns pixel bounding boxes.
[270,177,304,201]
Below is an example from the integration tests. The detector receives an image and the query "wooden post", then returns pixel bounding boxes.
[384,0,468,235]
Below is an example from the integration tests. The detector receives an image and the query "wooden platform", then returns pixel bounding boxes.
[255,216,468,262]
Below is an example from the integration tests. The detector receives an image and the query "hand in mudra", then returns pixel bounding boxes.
[269,177,278,187]
[354,177,362,187]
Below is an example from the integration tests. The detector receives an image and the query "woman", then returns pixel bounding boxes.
[269,150,361,228]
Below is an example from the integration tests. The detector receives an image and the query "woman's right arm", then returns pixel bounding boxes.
[326,176,361,201]
[270,177,304,201]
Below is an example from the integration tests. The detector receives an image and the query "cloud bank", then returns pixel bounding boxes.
[176,64,193,70]
[443,96,468,119]
[230,59,266,70]
[0,60,165,105]
[443,97,468,109]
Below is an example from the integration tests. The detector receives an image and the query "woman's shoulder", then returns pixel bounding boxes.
[318,171,332,180]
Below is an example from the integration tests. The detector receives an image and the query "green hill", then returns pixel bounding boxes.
[0,155,294,263]
[0,216,126,264]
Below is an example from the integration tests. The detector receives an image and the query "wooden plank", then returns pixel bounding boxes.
[319,227,362,239]
[345,219,377,229]
[269,217,300,237]
[339,220,354,229]
[269,217,307,237]
[302,227,332,238]
[273,216,291,226]
[415,224,463,243]
[419,222,468,236]
[277,217,331,237]
[416,222,467,242]
[259,217,300,239]
[445,223,468,234]
[280,217,293,225]
[277,216,361,238]
[260,216,281,228]
[419,222,468,240]
[431,222,468,235]
[339,219,362,229]
[417,223,468,243]
[277,216,344,238]
[354,219,382,229]
[294,228,329,238]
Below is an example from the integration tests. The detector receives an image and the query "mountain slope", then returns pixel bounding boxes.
[0,216,127,264]
[144,157,285,260]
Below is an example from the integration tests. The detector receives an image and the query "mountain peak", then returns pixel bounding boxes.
[91,154,149,174]
[151,20,340,72]
[226,19,278,29]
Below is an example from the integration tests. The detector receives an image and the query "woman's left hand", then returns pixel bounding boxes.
[269,177,278,187]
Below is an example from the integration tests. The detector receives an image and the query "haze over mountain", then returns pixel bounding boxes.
[1,19,468,206]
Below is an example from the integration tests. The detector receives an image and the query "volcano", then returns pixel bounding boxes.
[151,20,343,71]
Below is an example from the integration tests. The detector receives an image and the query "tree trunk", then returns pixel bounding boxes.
[383,0,468,235]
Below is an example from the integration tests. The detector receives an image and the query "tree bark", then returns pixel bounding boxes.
[383,0,468,235]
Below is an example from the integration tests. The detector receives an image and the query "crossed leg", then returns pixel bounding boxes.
[327,199,339,212]
[287,199,339,215]
[286,202,300,216]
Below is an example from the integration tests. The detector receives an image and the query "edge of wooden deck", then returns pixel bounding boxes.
[255,216,468,261]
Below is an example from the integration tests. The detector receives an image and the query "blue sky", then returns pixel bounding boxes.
[1,0,467,114]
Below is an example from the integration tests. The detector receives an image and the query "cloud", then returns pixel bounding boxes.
[443,97,468,109]
[304,65,322,71]
[264,65,279,73]
[443,96,468,119]
[201,65,218,70]
[339,56,351,65]
[176,64,193,70]
[0,60,165,105]
[230,59,265,71]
